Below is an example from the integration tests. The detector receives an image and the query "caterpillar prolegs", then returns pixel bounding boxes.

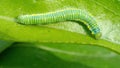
[16,9,101,39]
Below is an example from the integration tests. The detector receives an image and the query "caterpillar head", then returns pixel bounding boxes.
[94,32,102,40]
[15,16,22,24]
[15,15,26,25]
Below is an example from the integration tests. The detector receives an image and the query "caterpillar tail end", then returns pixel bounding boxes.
[94,33,102,40]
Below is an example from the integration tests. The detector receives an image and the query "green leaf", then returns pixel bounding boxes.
[0,40,13,53]
[0,0,120,68]
[1,43,120,68]
[0,0,120,52]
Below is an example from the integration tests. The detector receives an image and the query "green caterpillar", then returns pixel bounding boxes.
[16,9,101,39]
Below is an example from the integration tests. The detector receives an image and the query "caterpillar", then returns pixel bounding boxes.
[16,9,101,39]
